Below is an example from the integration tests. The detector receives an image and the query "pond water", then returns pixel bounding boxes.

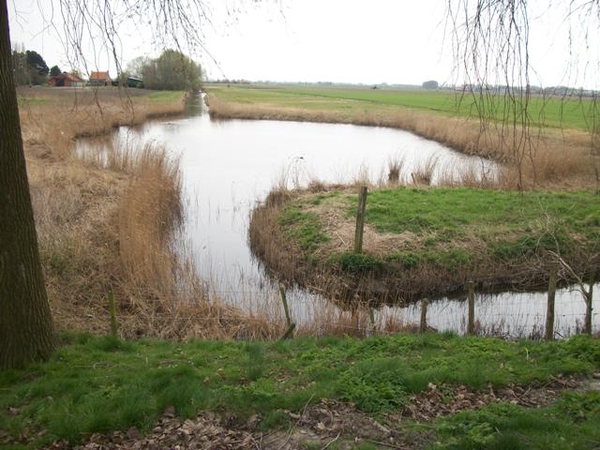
[77,103,598,338]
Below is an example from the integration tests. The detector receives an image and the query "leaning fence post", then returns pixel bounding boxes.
[467,280,475,335]
[354,186,368,254]
[420,299,429,333]
[545,262,558,341]
[279,285,296,340]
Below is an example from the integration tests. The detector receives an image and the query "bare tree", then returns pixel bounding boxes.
[446,0,534,189]
[446,0,600,189]
[549,251,596,335]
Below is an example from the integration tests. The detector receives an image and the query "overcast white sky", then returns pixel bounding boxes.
[7,0,600,88]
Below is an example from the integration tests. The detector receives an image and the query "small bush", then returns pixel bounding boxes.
[338,252,384,273]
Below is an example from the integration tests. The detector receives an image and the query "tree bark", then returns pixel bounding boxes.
[0,0,57,369]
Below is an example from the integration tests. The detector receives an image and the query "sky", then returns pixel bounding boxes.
[6,0,600,89]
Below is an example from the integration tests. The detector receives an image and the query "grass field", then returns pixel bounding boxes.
[207,84,596,132]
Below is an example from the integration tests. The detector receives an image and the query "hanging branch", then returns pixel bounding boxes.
[547,250,596,334]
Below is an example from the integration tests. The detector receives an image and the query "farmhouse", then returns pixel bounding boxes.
[48,72,85,87]
[88,71,112,86]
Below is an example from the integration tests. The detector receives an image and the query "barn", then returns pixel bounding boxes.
[48,72,85,87]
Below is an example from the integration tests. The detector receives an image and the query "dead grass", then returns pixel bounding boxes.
[19,87,185,159]
[386,155,405,185]
[28,158,126,334]
[22,87,288,340]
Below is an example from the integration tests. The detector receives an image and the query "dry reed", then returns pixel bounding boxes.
[21,87,290,340]
[386,155,405,185]
[411,154,439,186]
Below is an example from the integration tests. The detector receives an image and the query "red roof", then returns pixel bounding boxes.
[49,73,84,83]
[89,71,111,81]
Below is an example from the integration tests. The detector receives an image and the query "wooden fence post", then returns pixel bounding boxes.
[467,280,475,335]
[584,279,594,336]
[354,186,368,254]
[279,285,296,340]
[545,262,558,341]
[420,299,429,333]
[108,290,118,337]
[368,307,376,336]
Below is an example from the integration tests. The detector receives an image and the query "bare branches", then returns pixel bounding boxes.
[547,249,595,334]
[446,0,534,189]
[55,0,215,76]
[445,0,600,189]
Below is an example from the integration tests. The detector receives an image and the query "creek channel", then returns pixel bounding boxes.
[78,102,598,338]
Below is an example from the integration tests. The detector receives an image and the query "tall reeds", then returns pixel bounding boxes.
[91,142,283,339]
[117,144,183,294]
[386,155,405,185]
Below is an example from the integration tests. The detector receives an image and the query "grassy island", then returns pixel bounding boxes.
[250,185,600,305]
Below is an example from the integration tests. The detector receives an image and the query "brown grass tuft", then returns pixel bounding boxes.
[387,155,405,185]
[411,154,439,186]
[264,185,293,208]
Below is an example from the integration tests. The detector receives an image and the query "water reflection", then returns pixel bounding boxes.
[76,108,598,338]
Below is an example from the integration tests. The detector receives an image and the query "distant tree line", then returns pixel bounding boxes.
[11,48,50,85]
[127,49,203,92]
[11,46,202,92]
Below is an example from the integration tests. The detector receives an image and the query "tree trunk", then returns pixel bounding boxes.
[0,0,57,369]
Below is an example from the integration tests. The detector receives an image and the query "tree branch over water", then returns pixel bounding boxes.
[446,0,600,189]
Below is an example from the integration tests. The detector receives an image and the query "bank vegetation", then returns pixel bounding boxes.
[22,84,600,340]
[21,86,280,341]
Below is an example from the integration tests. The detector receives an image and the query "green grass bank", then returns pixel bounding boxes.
[250,186,600,305]
[1,333,599,449]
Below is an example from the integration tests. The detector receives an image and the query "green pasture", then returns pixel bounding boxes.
[207,84,597,131]
[147,90,186,102]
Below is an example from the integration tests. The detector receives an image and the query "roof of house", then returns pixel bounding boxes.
[50,72,84,82]
[89,71,111,80]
